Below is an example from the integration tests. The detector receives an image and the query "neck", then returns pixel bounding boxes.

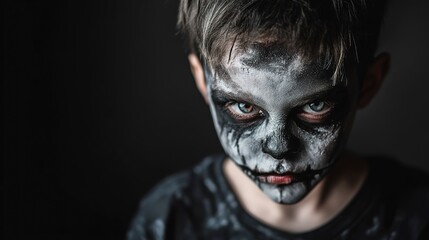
[223,151,368,233]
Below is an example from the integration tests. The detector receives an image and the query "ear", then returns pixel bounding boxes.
[357,52,391,109]
[188,53,209,103]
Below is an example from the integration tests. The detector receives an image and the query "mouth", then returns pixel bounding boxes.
[241,165,329,185]
[257,172,319,185]
[258,174,296,184]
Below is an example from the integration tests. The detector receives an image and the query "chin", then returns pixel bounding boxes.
[258,182,310,204]
[256,169,328,204]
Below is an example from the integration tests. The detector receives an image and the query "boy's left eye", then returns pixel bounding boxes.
[226,102,263,121]
[304,101,328,113]
[297,101,333,123]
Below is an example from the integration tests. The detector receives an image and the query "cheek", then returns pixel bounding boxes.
[208,104,268,168]
[297,124,343,167]
[216,120,264,166]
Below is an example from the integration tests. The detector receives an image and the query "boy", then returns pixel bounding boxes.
[129,0,429,239]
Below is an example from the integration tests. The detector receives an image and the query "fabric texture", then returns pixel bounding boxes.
[128,154,429,240]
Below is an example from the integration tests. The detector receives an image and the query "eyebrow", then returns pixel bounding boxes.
[211,85,347,106]
[211,88,265,105]
[298,85,348,103]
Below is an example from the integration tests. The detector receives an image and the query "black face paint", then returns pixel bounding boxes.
[205,44,359,204]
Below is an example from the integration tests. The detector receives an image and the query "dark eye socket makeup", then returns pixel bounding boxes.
[211,88,347,124]
[210,90,266,124]
[296,101,335,123]
[223,100,335,124]
[225,102,265,122]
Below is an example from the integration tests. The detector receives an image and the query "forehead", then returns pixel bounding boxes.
[210,44,337,104]
[222,43,331,79]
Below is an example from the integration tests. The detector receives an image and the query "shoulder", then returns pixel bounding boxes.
[127,154,222,240]
[127,170,191,240]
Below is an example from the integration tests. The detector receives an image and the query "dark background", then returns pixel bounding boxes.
[3,0,429,239]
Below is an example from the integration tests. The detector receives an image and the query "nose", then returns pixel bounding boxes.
[262,129,300,160]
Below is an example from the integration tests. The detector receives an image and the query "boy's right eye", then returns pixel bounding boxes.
[225,102,264,122]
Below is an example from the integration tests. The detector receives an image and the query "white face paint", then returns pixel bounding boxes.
[205,44,359,204]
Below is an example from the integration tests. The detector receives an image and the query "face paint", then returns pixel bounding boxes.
[205,44,359,204]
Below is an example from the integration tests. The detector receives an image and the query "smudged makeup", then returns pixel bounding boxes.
[204,44,359,204]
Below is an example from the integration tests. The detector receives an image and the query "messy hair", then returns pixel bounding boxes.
[177,0,387,83]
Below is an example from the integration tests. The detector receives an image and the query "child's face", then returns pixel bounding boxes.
[204,44,360,204]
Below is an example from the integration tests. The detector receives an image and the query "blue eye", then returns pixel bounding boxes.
[226,102,263,121]
[302,101,330,114]
[297,101,333,123]
[237,103,254,113]
[308,101,325,112]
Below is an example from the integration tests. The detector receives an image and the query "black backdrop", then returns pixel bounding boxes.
[4,0,429,239]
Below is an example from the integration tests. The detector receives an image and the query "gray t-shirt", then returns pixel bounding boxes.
[128,154,429,239]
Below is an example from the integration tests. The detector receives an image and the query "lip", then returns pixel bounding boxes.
[258,174,295,184]
[257,172,314,185]
[241,164,331,185]
[247,167,328,185]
